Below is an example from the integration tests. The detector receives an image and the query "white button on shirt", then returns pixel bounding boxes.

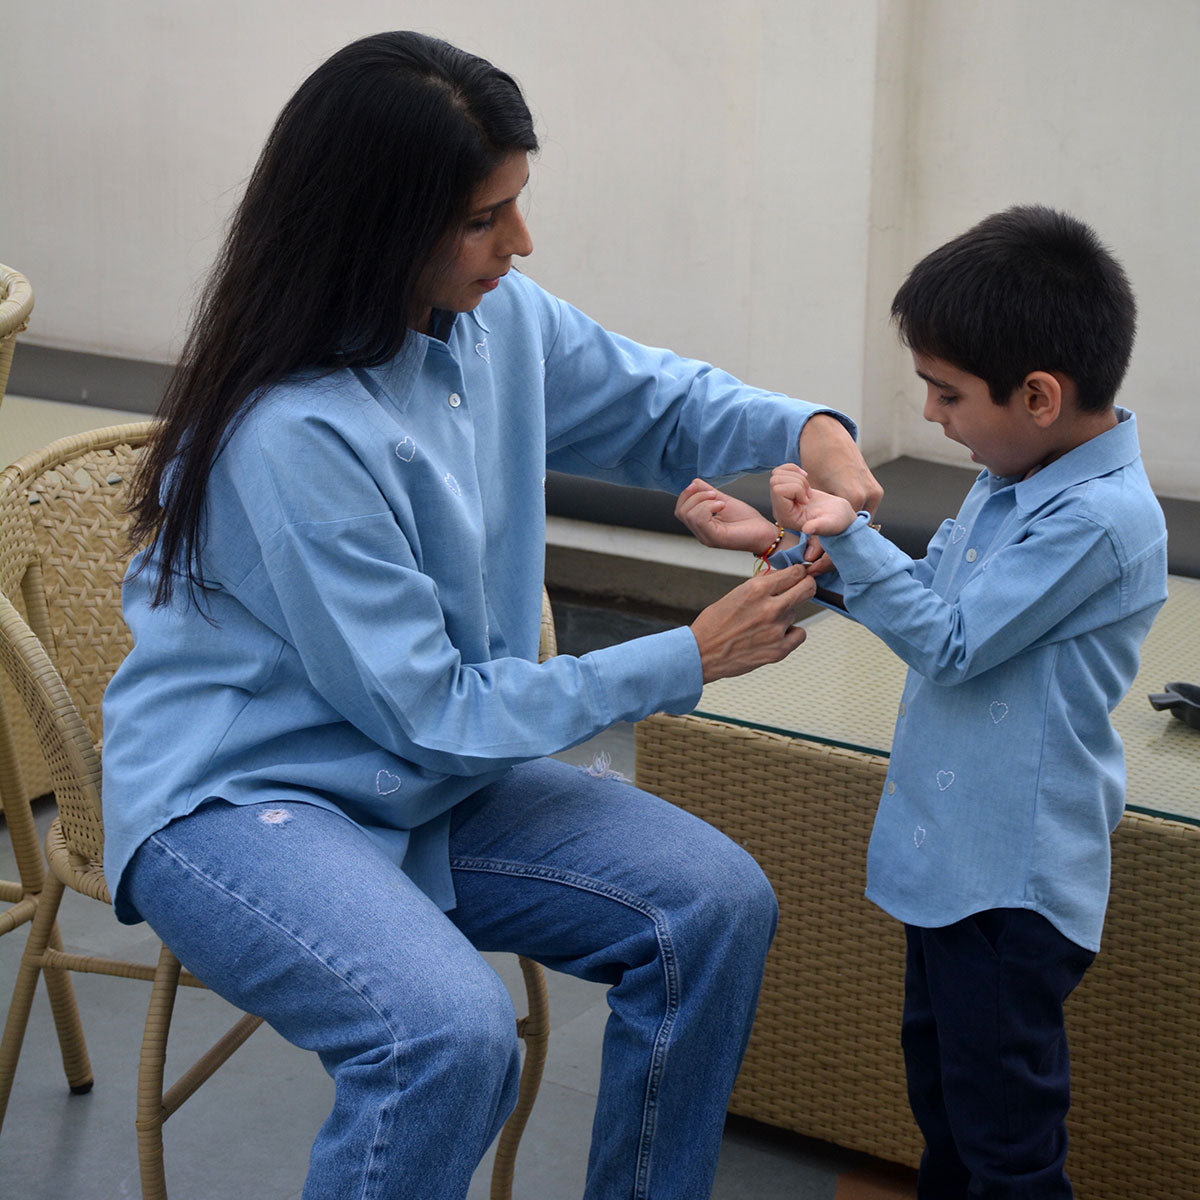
[448,392,462,408]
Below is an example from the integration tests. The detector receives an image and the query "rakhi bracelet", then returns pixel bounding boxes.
[753,523,785,575]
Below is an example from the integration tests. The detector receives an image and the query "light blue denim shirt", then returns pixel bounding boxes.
[776,409,1166,950]
[102,270,849,922]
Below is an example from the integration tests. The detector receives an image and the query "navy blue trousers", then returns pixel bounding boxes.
[902,910,1095,1199]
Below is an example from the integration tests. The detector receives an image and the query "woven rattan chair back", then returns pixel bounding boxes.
[0,425,150,867]
[0,422,550,1197]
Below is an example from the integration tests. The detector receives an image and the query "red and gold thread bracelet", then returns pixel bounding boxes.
[753,523,785,575]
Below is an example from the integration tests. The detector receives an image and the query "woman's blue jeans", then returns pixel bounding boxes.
[124,756,778,1199]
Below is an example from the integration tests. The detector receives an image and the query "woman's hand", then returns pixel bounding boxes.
[690,563,815,683]
[796,415,883,516]
[675,478,779,554]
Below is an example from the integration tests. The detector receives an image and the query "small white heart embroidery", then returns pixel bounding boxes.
[444,473,462,496]
[990,701,1009,724]
[936,770,955,791]
[475,339,490,362]
[950,523,967,544]
[376,770,402,795]
[395,438,416,462]
[914,826,926,847]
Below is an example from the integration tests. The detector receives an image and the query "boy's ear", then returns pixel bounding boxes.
[1021,371,1063,427]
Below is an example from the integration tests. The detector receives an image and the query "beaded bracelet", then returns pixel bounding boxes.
[753,523,785,575]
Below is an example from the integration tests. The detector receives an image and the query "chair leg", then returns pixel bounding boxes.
[490,956,552,1200]
[42,920,94,1093]
[1,713,93,1096]
[0,870,68,1129]
[135,942,181,1200]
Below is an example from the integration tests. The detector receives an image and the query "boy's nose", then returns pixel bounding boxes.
[923,391,946,425]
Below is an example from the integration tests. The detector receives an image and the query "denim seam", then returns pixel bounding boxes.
[145,832,407,1076]
[361,1078,400,1200]
[450,854,679,1199]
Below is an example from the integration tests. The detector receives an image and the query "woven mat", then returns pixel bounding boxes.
[698,575,1200,825]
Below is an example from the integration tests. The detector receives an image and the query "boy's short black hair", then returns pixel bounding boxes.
[891,205,1136,411]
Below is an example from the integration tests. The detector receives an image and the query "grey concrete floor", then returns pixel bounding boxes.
[0,719,880,1199]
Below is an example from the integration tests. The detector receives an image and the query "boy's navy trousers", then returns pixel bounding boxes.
[902,909,1095,1199]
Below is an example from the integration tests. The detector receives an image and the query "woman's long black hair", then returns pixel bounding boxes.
[129,31,538,605]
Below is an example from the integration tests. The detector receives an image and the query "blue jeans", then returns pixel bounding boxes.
[903,910,1095,1199]
[124,757,778,1199]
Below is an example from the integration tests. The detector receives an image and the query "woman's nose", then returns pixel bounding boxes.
[505,208,533,259]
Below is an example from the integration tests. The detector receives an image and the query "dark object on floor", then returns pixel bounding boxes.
[1148,682,1200,730]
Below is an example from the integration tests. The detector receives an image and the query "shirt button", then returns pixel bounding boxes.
[886,780,896,794]
[965,548,978,562]
[898,702,906,716]
[448,392,462,409]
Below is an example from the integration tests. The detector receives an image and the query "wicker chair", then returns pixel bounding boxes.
[0,264,34,405]
[0,264,94,1114]
[0,423,550,1198]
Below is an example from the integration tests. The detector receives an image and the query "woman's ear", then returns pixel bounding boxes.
[1021,371,1063,427]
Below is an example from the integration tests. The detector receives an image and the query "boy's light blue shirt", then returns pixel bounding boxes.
[776,409,1166,950]
[101,270,849,923]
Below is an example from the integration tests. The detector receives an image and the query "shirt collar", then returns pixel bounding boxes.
[1005,406,1141,513]
[425,305,492,342]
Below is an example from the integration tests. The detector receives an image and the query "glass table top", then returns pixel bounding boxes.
[695,575,1200,827]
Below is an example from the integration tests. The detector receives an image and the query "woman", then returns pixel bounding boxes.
[102,30,881,1199]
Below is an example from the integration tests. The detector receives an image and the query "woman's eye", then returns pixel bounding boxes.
[467,217,494,233]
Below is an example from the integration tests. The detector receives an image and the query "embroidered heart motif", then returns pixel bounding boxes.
[990,701,1009,724]
[950,523,967,544]
[395,438,416,462]
[936,770,955,791]
[913,826,926,848]
[475,339,490,362]
[376,770,402,795]
[444,473,462,496]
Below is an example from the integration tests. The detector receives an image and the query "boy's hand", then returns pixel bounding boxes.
[769,463,811,531]
[770,463,857,537]
[800,488,858,537]
[675,478,780,554]
[770,465,858,574]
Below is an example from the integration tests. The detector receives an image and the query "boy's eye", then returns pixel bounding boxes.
[938,393,958,406]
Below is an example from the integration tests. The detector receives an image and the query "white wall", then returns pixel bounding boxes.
[2,1,1197,497]
[893,0,1200,500]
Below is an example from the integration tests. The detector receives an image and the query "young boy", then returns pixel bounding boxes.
[677,205,1168,1198]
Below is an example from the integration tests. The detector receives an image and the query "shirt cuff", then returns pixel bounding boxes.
[587,624,703,720]
[768,532,810,570]
[797,408,859,445]
[822,512,889,582]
